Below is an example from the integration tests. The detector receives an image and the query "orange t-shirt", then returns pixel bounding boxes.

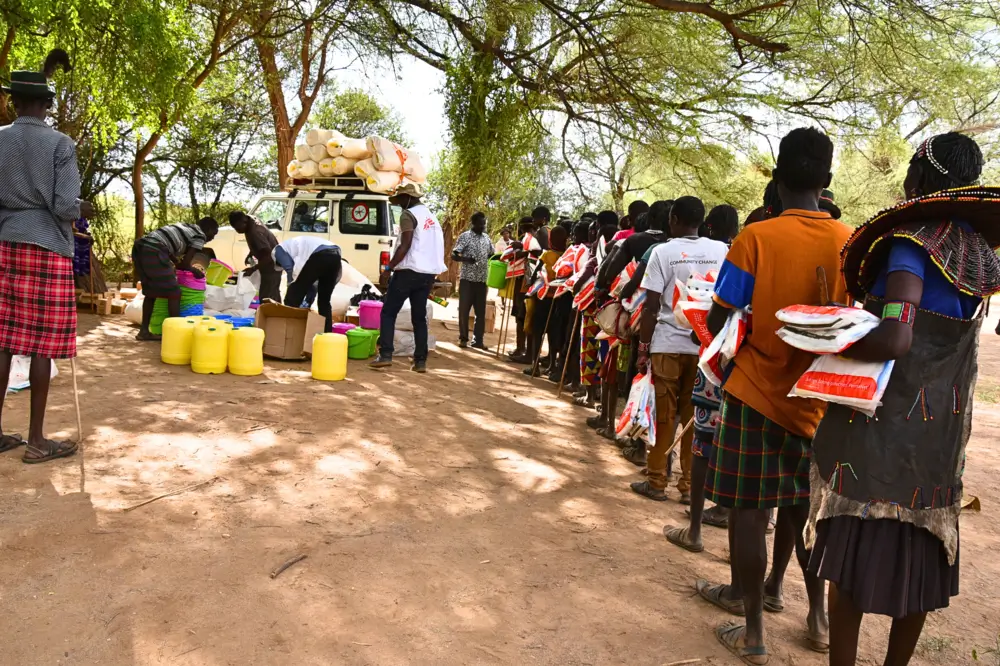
[712,209,853,437]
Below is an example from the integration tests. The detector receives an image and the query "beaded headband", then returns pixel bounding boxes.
[917,136,949,176]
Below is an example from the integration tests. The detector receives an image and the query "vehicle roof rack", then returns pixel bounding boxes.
[286,176,375,193]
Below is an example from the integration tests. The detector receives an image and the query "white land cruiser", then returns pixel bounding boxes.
[207,177,399,283]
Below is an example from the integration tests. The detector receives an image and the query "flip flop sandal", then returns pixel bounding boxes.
[663,525,704,553]
[807,627,830,653]
[763,595,784,613]
[596,427,617,441]
[696,579,745,616]
[0,433,25,453]
[715,621,769,665]
[701,506,730,529]
[22,440,78,465]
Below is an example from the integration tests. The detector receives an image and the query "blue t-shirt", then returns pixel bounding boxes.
[871,235,981,319]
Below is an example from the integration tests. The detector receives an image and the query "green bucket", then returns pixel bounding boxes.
[346,328,372,360]
[360,328,380,356]
[487,256,508,290]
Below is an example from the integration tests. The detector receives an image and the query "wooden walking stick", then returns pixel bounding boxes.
[660,416,695,460]
[71,356,85,493]
[495,292,512,359]
[556,305,581,397]
[530,297,556,379]
[817,266,831,306]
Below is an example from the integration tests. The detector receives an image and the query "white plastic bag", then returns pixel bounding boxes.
[789,355,894,416]
[395,300,434,332]
[615,373,656,444]
[204,273,258,314]
[125,293,145,325]
[776,305,880,354]
[698,308,747,387]
[7,355,58,392]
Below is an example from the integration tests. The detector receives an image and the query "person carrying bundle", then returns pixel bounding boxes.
[273,236,342,334]
[504,217,542,363]
[630,197,727,503]
[807,133,1000,666]
[695,128,850,664]
[132,217,219,341]
[523,226,568,378]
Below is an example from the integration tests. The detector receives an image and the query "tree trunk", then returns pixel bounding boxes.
[188,166,200,221]
[0,24,15,127]
[133,132,162,240]
[256,37,293,189]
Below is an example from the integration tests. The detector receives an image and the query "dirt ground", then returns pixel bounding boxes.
[1,308,999,666]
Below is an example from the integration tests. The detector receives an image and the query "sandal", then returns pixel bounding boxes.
[22,439,78,464]
[0,433,25,453]
[630,480,667,502]
[807,623,830,653]
[664,525,703,553]
[596,426,617,441]
[702,505,730,528]
[574,395,596,408]
[715,621,769,665]
[696,579,745,616]
[622,444,647,466]
[763,594,784,613]
[136,331,161,342]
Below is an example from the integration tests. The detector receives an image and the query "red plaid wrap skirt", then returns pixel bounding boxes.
[0,241,77,359]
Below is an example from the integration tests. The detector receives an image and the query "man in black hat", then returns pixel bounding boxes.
[0,50,92,464]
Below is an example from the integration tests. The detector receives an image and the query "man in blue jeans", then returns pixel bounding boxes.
[369,183,447,373]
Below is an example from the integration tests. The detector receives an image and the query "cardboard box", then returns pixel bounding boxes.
[255,302,326,359]
[468,301,498,332]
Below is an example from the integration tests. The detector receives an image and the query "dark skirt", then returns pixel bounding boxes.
[808,516,959,618]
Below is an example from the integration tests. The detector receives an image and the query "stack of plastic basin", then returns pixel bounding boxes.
[311,333,348,381]
[150,270,207,334]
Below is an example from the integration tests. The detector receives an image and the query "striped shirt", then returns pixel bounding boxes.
[0,116,82,258]
[145,223,207,258]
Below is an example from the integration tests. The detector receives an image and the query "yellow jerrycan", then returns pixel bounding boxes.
[228,327,265,377]
[311,333,348,381]
[191,325,229,375]
[161,318,197,365]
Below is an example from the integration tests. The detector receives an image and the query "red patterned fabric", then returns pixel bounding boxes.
[0,241,77,359]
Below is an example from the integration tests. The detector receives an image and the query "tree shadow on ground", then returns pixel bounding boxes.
[0,314,996,665]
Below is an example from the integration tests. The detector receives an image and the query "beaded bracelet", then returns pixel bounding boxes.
[882,301,916,326]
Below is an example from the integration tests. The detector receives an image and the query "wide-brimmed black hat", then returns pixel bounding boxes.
[842,185,1000,300]
[0,70,55,99]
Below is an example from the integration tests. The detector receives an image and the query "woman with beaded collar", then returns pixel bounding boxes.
[806,133,1000,665]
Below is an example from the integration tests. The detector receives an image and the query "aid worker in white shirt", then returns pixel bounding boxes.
[629,196,730,503]
[370,183,447,373]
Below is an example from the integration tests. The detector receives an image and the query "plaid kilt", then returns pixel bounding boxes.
[132,238,179,298]
[0,241,77,359]
[706,394,812,509]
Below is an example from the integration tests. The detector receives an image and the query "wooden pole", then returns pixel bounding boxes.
[530,297,556,379]
[556,305,580,397]
[495,291,512,359]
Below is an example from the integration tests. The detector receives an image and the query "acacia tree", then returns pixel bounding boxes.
[254,0,360,188]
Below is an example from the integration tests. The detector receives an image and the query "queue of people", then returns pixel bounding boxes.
[482,127,999,666]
